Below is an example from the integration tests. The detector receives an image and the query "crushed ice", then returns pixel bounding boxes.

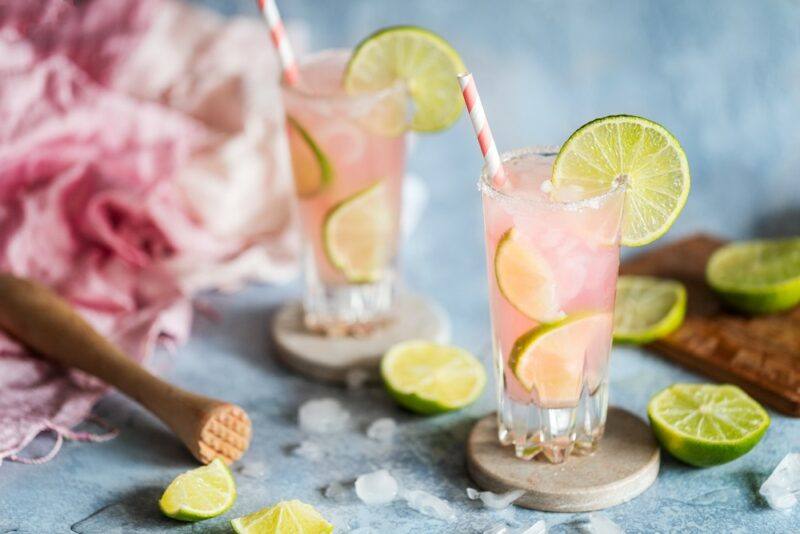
[298,398,350,434]
[366,418,397,443]
[467,487,526,510]
[586,513,623,534]
[324,481,350,503]
[355,469,398,505]
[483,520,546,534]
[402,489,456,522]
[760,452,800,510]
[346,369,370,390]
[292,440,324,461]
[235,460,268,478]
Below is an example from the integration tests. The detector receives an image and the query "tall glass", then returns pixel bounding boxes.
[479,147,625,463]
[281,50,407,335]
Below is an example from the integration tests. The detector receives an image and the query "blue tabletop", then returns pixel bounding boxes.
[2,1,800,532]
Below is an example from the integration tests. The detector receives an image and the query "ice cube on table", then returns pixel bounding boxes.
[466,487,526,510]
[355,469,398,505]
[366,418,397,443]
[292,440,324,461]
[324,481,350,503]
[402,489,456,522]
[587,513,623,534]
[235,460,268,478]
[760,453,800,510]
[520,519,546,534]
[298,398,350,434]
[346,369,370,390]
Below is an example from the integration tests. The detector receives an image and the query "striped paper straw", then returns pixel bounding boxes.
[458,72,507,188]
[257,0,299,85]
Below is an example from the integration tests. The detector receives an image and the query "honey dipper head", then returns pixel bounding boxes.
[195,404,251,465]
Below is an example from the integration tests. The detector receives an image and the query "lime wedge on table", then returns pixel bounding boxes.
[344,26,466,132]
[231,500,333,534]
[509,313,612,406]
[613,275,687,344]
[158,458,236,522]
[648,384,770,467]
[552,115,690,247]
[323,181,392,283]
[287,116,333,197]
[494,228,561,322]
[381,340,486,414]
[706,238,800,314]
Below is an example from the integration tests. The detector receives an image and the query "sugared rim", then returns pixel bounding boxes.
[477,146,626,212]
[280,48,406,105]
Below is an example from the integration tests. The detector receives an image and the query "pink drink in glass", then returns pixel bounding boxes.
[480,147,625,462]
[281,50,407,335]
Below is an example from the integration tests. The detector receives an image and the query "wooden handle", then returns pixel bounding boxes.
[0,273,250,463]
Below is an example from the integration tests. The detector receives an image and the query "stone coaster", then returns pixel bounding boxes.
[466,407,660,512]
[272,293,450,383]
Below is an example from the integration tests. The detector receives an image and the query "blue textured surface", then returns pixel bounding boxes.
[2,1,800,532]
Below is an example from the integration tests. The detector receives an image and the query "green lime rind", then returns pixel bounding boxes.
[706,238,800,314]
[552,115,691,247]
[647,383,770,467]
[344,25,466,133]
[287,116,334,197]
[613,275,687,344]
[158,459,236,522]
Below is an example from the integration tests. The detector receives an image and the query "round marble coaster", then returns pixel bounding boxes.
[272,293,450,383]
[466,407,660,512]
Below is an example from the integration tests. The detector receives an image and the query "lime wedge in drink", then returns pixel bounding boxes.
[647,383,770,467]
[381,340,486,414]
[509,313,612,406]
[287,116,334,197]
[706,238,800,314]
[494,228,561,323]
[159,458,236,522]
[552,115,690,247]
[231,500,333,534]
[613,275,687,344]
[323,181,392,283]
[344,26,466,132]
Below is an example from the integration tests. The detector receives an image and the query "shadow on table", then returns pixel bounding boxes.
[752,205,800,238]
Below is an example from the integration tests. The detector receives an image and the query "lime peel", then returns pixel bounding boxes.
[613,275,687,344]
[158,458,236,522]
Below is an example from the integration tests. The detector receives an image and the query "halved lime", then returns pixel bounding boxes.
[323,181,392,283]
[647,383,770,467]
[287,116,333,197]
[231,500,333,534]
[344,26,466,132]
[552,115,690,247]
[494,228,561,322]
[613,275,687,344]
[706,238,800,314]
[381,340,486,414]
[159,458,236,522]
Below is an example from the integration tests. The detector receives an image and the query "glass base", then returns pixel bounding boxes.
[303,276,394,337]
[497,381,609,463]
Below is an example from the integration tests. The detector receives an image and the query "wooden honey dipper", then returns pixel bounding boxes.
[0,274,251,465]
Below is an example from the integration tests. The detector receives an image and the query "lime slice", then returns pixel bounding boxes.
[344,26,466,132]
[706,238,800,314]
[159,458,236,522]
[509,313,612,407]
[381,340,486,414]
[494,228,561,322]
[323,181,392,283]
[613,275,687,344]
[552,115,690,247]
[287,116,334,197]
[231,500,333,534]
[647,383,770,467]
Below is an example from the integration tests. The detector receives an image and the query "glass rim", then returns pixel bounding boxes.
[477,145,627,212]
[280,48,407,105]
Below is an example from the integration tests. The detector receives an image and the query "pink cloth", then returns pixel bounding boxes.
[0,0,300,465]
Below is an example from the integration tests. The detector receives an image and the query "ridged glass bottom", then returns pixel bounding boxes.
[497,382,609,463]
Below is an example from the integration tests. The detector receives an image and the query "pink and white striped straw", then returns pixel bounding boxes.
[257,0,299,85]
[458,72,507,188]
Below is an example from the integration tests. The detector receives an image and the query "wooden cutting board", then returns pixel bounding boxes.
[621,233,800,416]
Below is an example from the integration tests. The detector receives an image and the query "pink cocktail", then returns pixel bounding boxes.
[282,50,407,335]
[480,147,625,462]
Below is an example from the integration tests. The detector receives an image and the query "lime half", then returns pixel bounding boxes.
[706,238,800,314]
[381,340,486,414]
[648,383,769,467]
[613,275,687,344]
[159,458,236,522]
[344,26,466,132]
[552,115,690,247]
[287,116,334,197]
[323,181,392,283]
[231,500,333,534]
